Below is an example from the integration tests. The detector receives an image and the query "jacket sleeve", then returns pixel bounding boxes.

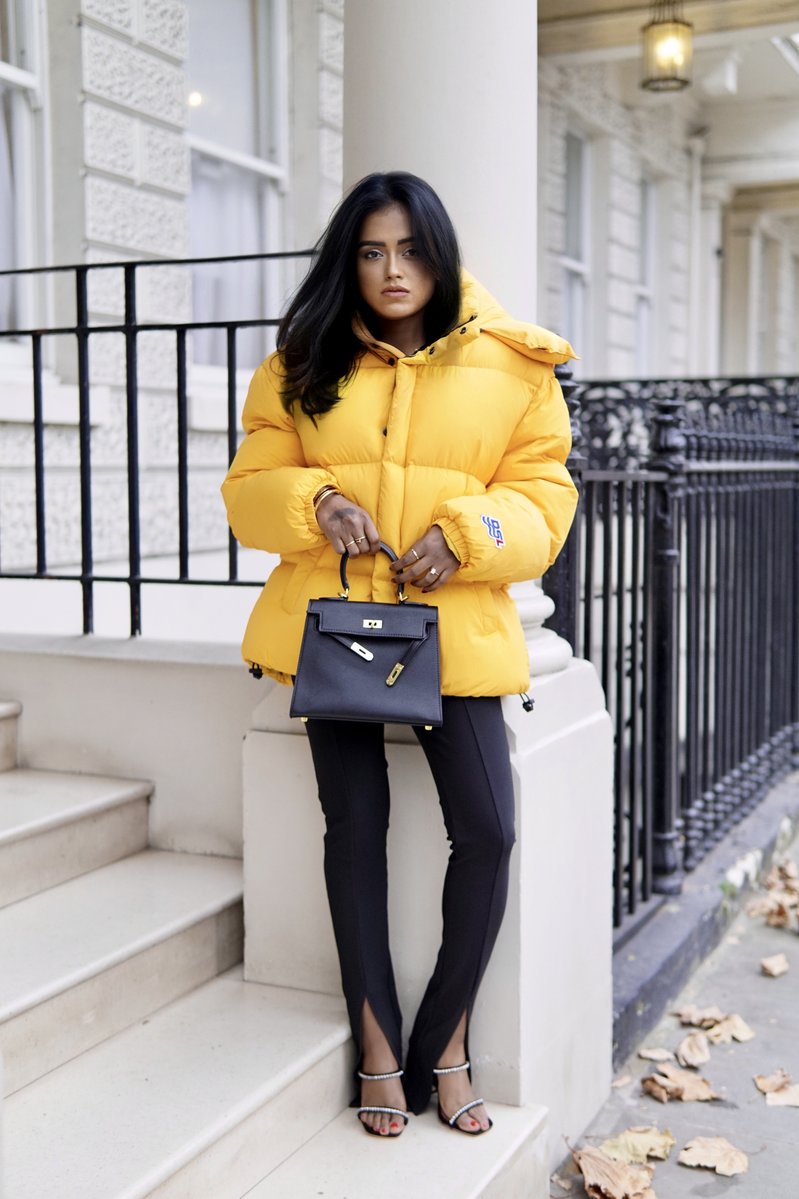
[432,370,577,585]
[220,355,338,555]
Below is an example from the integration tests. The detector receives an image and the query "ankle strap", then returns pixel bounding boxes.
[358,1068,404,1081]
[432,1060,470,1075]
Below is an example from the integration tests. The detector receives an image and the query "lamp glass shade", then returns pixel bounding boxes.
[641,19,693,90]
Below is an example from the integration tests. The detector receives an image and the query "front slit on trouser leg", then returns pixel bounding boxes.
[304,716,404,1089]
[403,696,516,1114]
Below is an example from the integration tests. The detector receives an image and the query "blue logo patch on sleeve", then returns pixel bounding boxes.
[481,514,505,548]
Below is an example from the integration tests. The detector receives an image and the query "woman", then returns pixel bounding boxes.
[222,172,577,1139]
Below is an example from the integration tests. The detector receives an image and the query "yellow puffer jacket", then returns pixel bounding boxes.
[221,273,578,696]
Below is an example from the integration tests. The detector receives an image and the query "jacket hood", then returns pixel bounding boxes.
[456,270,576,366]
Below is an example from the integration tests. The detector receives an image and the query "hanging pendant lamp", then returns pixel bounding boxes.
[641,0,693,91]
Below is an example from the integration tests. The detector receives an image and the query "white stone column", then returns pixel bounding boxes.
[343,0,539,317]
[722,210,763,375]
[698,182,731,378]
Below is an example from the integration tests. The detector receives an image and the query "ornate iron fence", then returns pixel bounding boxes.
[3,257,797,941]
[548,372,799,937]
[0,252,312,633]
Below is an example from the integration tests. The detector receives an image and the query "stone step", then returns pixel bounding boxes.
[244,1099,549,1199]
[4,970,351,1199]
[0,768,151,908]
[0,698,22,771]
[0,849,243,1094]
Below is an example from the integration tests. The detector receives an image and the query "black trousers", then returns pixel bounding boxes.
[304,695,516,1114]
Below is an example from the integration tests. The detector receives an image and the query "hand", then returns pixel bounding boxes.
[390,525,460,593]
[316,492,381,557]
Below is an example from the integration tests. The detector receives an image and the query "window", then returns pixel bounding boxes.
[187,0,288,369]
[634,178,655,375]
[561,132,590,358]
[0,0,47,337]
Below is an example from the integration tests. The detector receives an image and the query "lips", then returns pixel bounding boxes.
[382,288,409,296]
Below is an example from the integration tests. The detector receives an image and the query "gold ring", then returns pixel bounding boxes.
[429,567,438,576]
[345,539,357,548]
[355,536,367,543]
[410,548,420,561]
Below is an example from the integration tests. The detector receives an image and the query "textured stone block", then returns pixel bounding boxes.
[141,124,190,193]
[80,0,133,34]
[82,27,186,126]
[319,125,342,186]
[319,69,342,129]
[83,102,137,179]
[85,175,189,256]
[140,0,188,61]
[319,9,343,73]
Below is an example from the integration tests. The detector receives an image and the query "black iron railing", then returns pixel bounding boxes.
[3,258,797,942]
[548,372,799,937]
[0,252,312,633]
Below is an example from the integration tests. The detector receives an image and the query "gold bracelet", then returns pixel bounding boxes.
[312,485,340,513]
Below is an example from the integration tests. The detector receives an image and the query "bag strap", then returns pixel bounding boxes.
[339,541,406,603]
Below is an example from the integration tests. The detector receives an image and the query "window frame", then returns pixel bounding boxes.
[0,0,52,371]
[186,0,289,382]
[560,130,592,369]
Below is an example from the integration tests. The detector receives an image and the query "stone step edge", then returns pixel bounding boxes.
[0,852,243,1023]
[245,1100,549,1198]
[5,975,352,1199]
[0,770,153,848]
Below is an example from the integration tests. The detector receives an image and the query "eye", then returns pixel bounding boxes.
[403,246,419,257]
[362,248,382,260]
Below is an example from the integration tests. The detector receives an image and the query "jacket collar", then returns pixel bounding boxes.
[352,271,576,366]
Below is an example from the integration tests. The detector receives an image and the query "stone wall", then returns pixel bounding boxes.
[538,60,692,378]
[0,0,345,578]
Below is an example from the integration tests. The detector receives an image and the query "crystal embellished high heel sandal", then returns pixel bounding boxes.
[433,1061,493,1135]
[357,1068,410,1137]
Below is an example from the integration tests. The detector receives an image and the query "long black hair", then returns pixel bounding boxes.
[277,172,462,417]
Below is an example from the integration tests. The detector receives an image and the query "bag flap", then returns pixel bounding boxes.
[308,598,437,640]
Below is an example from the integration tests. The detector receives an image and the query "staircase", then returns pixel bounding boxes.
[0,697,548,1198]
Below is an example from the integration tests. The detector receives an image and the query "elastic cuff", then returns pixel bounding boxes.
[434,519,468,567]
[304,473,338,534]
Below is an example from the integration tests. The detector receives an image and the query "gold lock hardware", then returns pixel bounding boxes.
[385,662,404,686]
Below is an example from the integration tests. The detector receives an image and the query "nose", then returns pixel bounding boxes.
[385,251,403,278]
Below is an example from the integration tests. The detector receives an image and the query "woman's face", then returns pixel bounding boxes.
[355,204,435,334]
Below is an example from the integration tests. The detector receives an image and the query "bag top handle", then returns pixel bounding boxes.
[339,541,406,602]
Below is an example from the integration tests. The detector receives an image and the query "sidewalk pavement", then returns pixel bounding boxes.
[553,830,799,1198]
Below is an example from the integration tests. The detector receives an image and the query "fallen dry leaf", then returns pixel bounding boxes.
[572,1145,655,1199]
[641,1063,719,1103]
[761,952,790,977]
[766,900,796,929]
[678,1136,748,1177]
[638,1047,675,1063]
[676,1032,710,1068]
[764,858,799,894]
[672,1004,726,1028]
[766,1084,799,1107]
[706,1014,755,1044]
[600,1126,675,1165]
[754,1068,792,1093]
[612,1074,633,1089]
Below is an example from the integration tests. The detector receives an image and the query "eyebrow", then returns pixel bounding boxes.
[357,236,415,247]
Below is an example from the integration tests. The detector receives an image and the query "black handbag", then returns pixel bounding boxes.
[290,542,442,727]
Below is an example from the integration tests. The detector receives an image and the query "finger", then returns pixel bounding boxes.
[393,561,430,585]
[363,516,381,552]
[420,565,453,592]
